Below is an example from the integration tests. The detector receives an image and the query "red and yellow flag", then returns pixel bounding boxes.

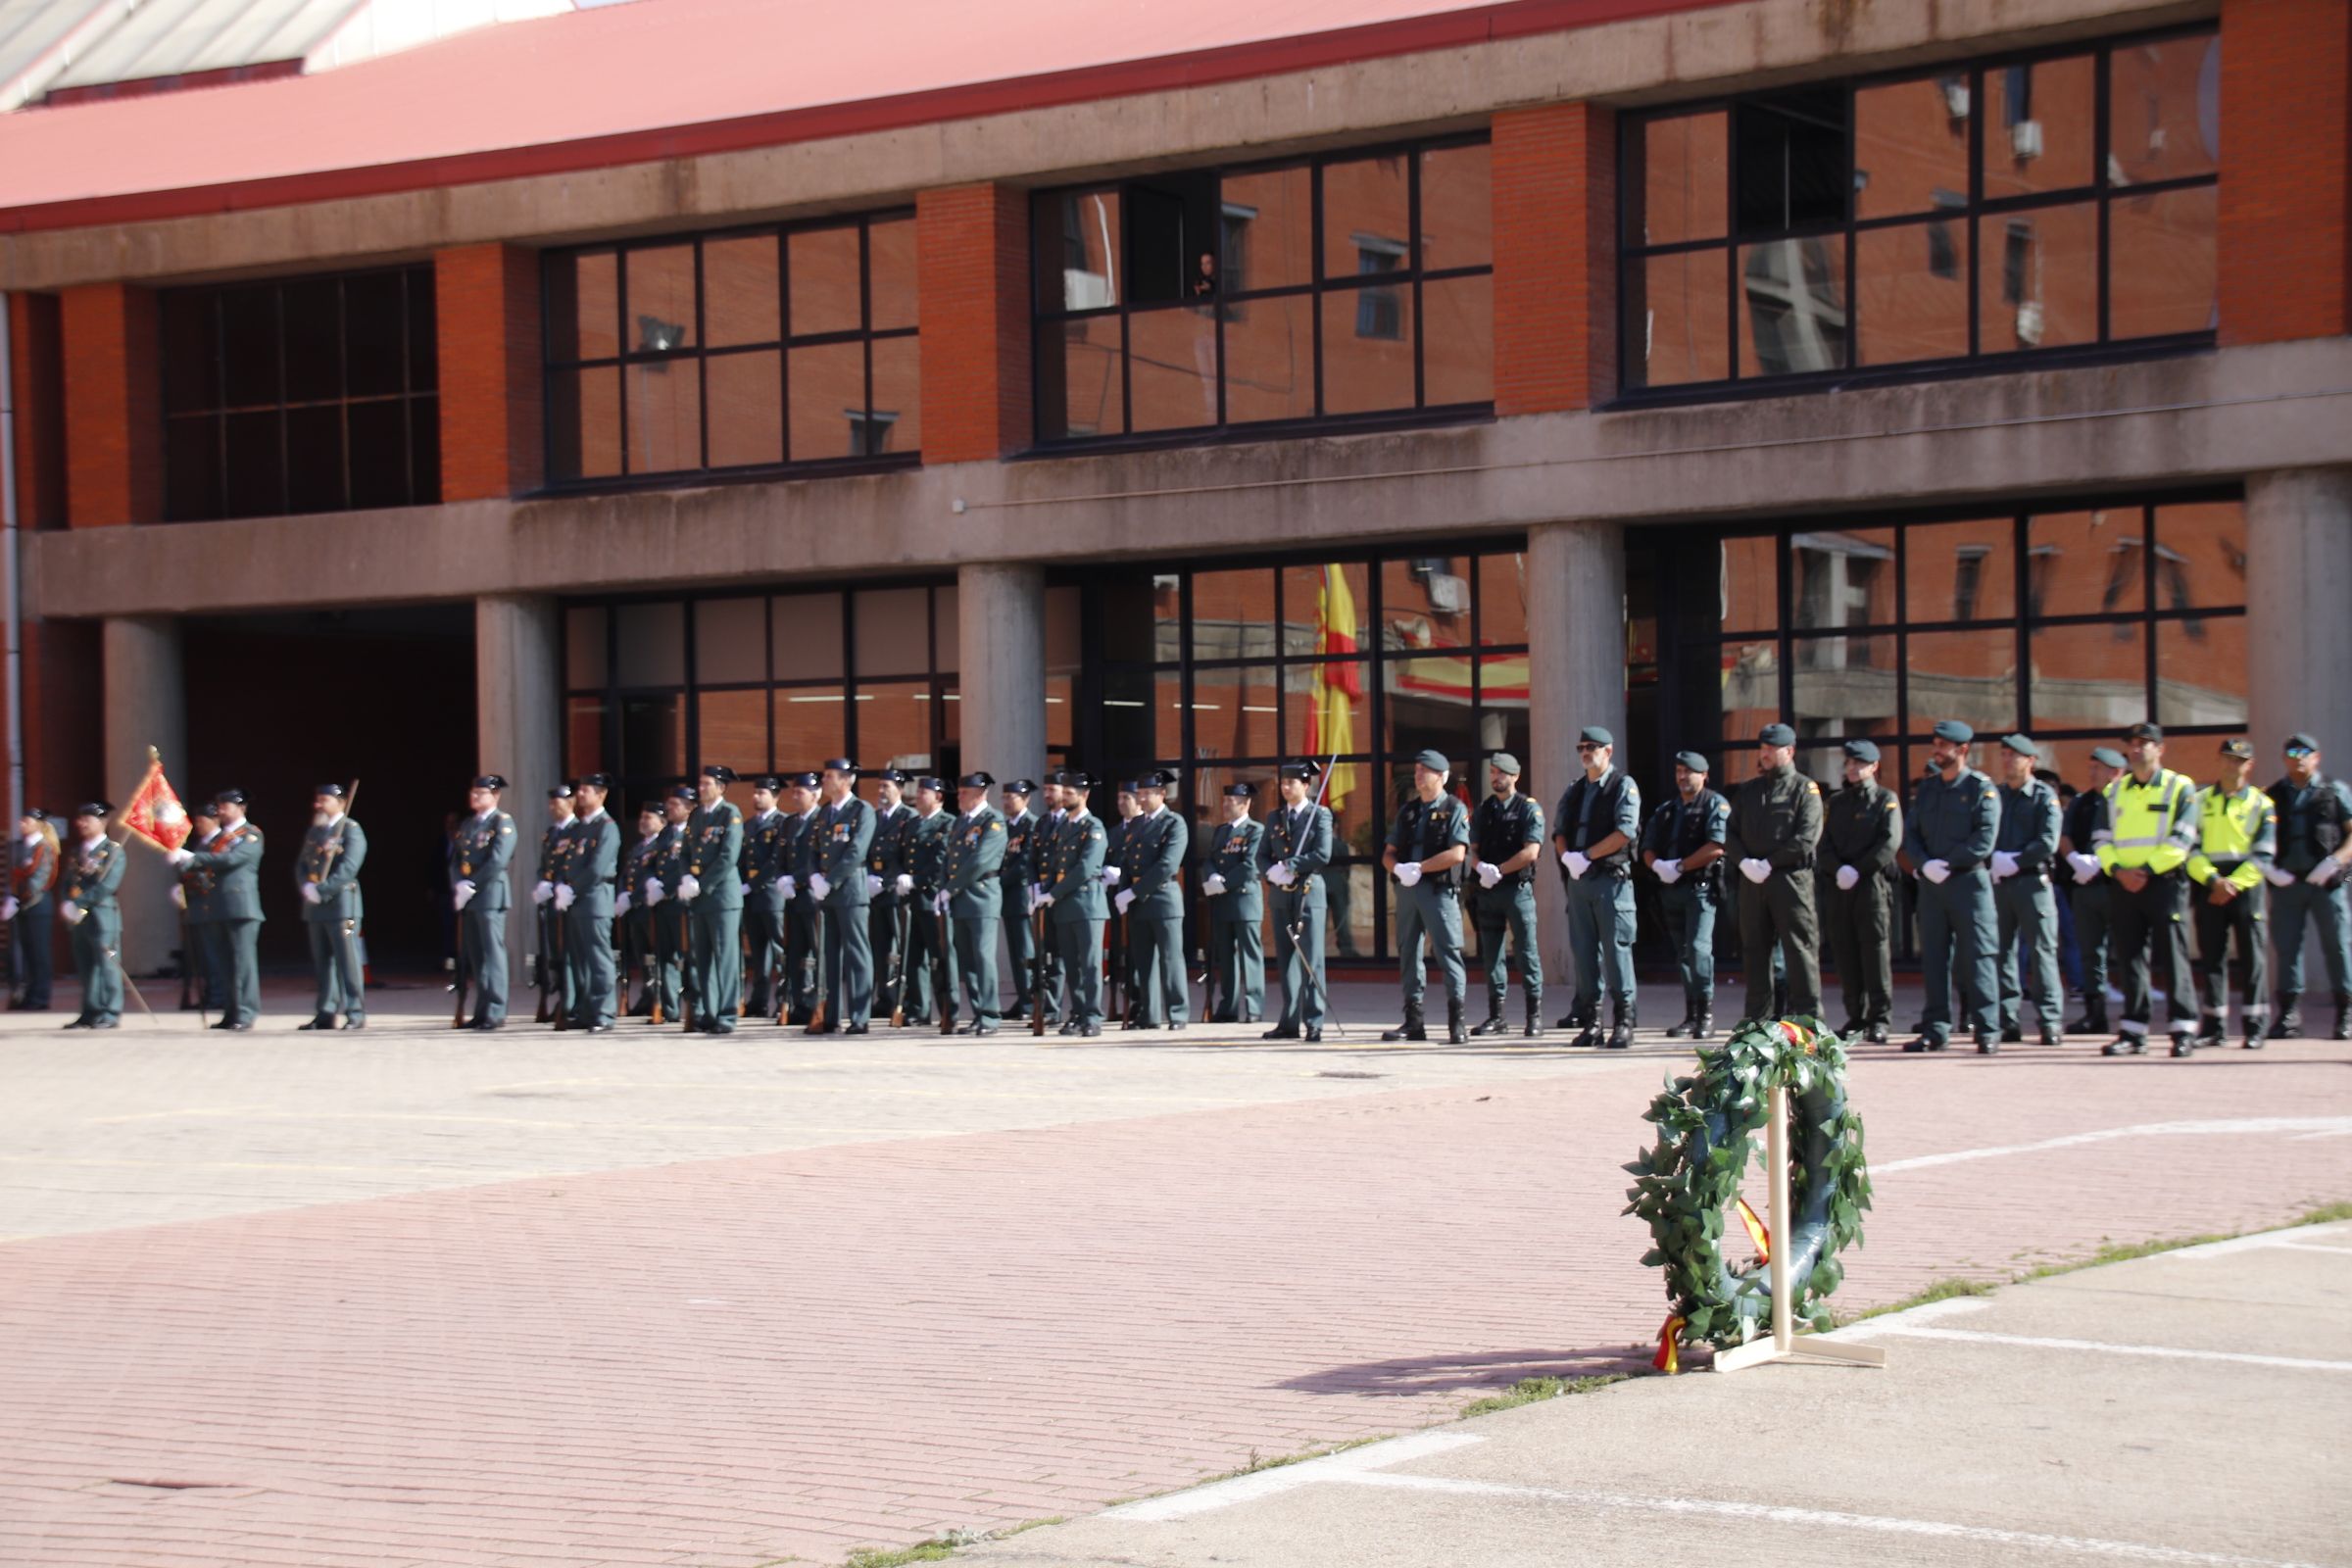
[120,757,192,851]
[1652,1314,1686,1375]
[1306,564,1360,812]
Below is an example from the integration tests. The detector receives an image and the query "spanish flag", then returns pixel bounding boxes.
[1307,564,1360,812]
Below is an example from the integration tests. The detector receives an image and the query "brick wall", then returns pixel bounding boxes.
[1493,102,1616,415]
[8,292,66,532]
[435,244,544,500]
[59,282,162,527]
[917,183,1032,464]
[2219,0,2351,344]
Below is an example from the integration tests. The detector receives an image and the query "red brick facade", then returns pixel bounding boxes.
[1493,102,1616,415]
[916,183,1031,463]
[435,244,545,500]
[59,282,161,527]
[2219,0,2351,345]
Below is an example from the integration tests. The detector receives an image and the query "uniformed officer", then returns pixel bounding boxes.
[2059,747,2127,1035]
[865,769,916,1021]
[810,760,878,1032]
[447,776,518,1030]
[681,763,745,1033]
[945,771,1007,1035]
[999,779,1048,1022]
[559,772,621,1031]
[530,784,577,1024]
[643,785,695,1023]
[778,773,822,1023]
[6,806,59,1011]
[1900,721,1999,1053]
[1989,735,2063,1048]
[293,782,368,1031]
[2265,733,2352,1041]
[739,776,791,1021]
[1642,752,1730,1040]
[2188,738,2278,1049]
[906,777,956,1026]
[57,804,125,1029]
[615,799,664,1016]
[1259,761,1333,1042]
[1041,771,1108,1036]
[1029,775,1073,1023]
[172,789,264,1030]
[1469,755,1545,1038]
[1723,724,1824,1025]
[1102,782,1143,1011]
[172,804,220,1012]
[1383,750,1471,1045]
[1553,727,1641,1048]
[1822,740,1900,1044]
[1113,770,1189,1029]
[1202,783,1265,1024]
[2098,722,2203,1057]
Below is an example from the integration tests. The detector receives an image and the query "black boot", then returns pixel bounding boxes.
[1446,1000,1467,1045]
[1691,1009,1716,1040]
[1772,983,1788,1019]
[1555,1000,1590,1033]
[1569,1004,1602,1049]
[1469,1009,1509,1037]
[2269,993,2300,1040]
[1605,994,1635,1050]
[1524,996,1543,1040]
[1381,1004,1426,1043]
[1664,1004,1697,1040]
[2335,994,2351,1042]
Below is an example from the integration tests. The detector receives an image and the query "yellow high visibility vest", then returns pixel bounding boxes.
[2098,768,2195,875]
[2187,786,2275,890]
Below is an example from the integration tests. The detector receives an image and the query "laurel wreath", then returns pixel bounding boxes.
[1623,1017,1873,1351]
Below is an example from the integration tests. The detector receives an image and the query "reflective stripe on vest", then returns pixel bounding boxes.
[2104,772,2191,865]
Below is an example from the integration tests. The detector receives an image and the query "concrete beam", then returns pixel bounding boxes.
[99,615,184,975]
[1525,519,1628,1004]
[2248,466,2352,764]
[956,564,1046,787]
[474,594,560,1002]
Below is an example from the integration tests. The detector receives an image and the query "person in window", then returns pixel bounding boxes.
[1191,251,1218,301]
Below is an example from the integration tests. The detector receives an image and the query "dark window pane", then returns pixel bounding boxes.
[2030,508,2145,618]
[1123,174,1216,307]
[1221,293,1313,424]
[625,245,697,354]
[549,251,619,362]
[1853,75,1973,220]
[165,416,221,520]
[1977,202,2097,352]
[2109,34,2219,185]
[2030,621,2145,730]
[1219,166,1311,292]
[1422,273,1494,404]
[1740,236,1846,374]
[2156,614,2245,728]
[1128,307,1217,432]
[566,607,609,690]
[704,234,781,348]
[566,697,607,779]
[1855,220,1969,365]
[1906,517,2015,621]
[284,404,345,514]
[161,294,218,414]
[1792,528,1895,629]
[869,334,921,454]
[705,350,783,468]
[625,360,702,473]
[550,367,622,480]
[219,285,280,407]
[1984,55,2096,199]
[222,409,284,517]
[1905,628,2017,735]
[868,218,918,331]
[772,593,845,680]
[787,341,863,462]
[407,267,438,392]
[1627,250,1730,387]
[1419,142,1492,270]
[615,602,686,687]
[343,270,408,397]
[1631,111,1727,247]
[280,279,341,404]
[1717,640,1782,744]
[853,587,929,677]
[2108,184,2216,339]
[348,399,411,511]
[1036,189,1121,313]
[1734,86,1848,234]
[618,693,685,780]
[1034,316,1123,439]
[410,394,440,503]
[1321,155,1409,279]
[1320,286,1413,414]
[788,226,862,337]
[1384,657,1479,785]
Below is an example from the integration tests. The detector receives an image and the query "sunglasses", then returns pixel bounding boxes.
[2286,748,2317,759]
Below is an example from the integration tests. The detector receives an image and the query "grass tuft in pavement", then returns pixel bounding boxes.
[841,1519,1065,1568]
[1200,1434,1389,1484]
[1458,1373,1632,1419]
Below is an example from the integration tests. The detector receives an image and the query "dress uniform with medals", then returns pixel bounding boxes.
[945,772,1007,1034]
[1642,752,1731,1040]
[1725,723,1826,1024]
[645,786,695,1023]
[1043,772,1108,1035]
[450,776,518,1029]
[616,800,664,1015]
[531,785,577,1022]
[2265,732,2352,1041]
[1116,771,1189,1029]
[779,775,822,1023]
[1383,749,1471,1045]
[7,808,58,1010]
[1989,735,2064,1047]
[1902,721,2000,1052]
[998,781,1047,1020]
[174,808,222,1012]
[906,780,957,1025]
[1553,727,1642,1048]
[1468,755,1546,1039]
[1202,784,1265,1024]
[2096,722,2203,1056]
[812,760,878,1030]
[295,782,368,1030]
[2187,738,2278,1048]
[1258,763,1333,1041]
[739,777,792,1020]
[2059,747,2127,1036]
[865,772,916,1020]
[59,804,125,1029]
[561,774,621,1031]
[683,764,745,1033]
[175,789,264,1029]
[1821,740,1901,1044]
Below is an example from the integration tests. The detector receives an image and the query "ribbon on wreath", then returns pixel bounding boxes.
[1652,1314,1686,1375]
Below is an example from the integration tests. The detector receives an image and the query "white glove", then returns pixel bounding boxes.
[1395,861,1423,889]
[1565,851,1591,880]
[531,880,553,905]
[1268,862,1296,888]
[1654,858,1683,886]
[865,873,884,897]
[1740,858,1771,884]
[809,872,831,902]
[2312,859,2345,887]
[896,872,914,897]
[1476,861,1501,890]
[455,878,477,909]
[1923,858,1951,885]
[554,882,576,911]
[1836,864,1860,892]
[2264,864,2295,888]
[778,875,797,900]
[63,903,86,926]
[935,889,952,915]
[1992,851,2020,881]
[167,848,194,868]
[1038,893,1055,909]
[0,896,17,920]
[2071,853,2103,884]
[1203,872,1227,897]
[170,885,187,910]
[1102,865,1122,887]
[678,873,701,902]
[1030,881,1046,906]
[614,891,632,915]
[646,878,666,906]
[1115,888,1136,914]
[740,880,754,898]
[300,883,321,906]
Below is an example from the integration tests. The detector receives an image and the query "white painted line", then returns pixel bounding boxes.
[2264,1240,2352,1256]
[1849,1325,2352,1372]
[1877,1118,2352,1175]
[2154,1222,2352,1261]
[1814,1294,1993,1340]
[1326,1472,2327,1568]
[1104,1432,1485,1521]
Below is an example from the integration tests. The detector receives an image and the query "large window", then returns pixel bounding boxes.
[163,265,439,521]
[1620,25,2218,394]
[544,212,918,484]
[1033,137,1494,444]
[1085,545,1527,963]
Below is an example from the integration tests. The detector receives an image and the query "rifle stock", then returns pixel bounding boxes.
[1031,905,1049,1037]
[805,904,828,1033]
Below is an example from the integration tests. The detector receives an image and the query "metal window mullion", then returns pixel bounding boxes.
[1407,148,1426,410]
[2140,503,2160,721]
[1725,106,1741,380]
[270,283,289,516]
[693,241,711,470]
[1311,163,1326,416]
[1967,66,1984,358]
[2013,511,2032,732]
[615,252,633,476]
[1842,81,1859,368]
[2094,43,2113,345]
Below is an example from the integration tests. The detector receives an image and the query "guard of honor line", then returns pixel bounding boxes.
[9,728,2349,1049]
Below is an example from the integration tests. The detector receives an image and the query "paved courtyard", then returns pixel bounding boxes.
[2,974,2348,1566]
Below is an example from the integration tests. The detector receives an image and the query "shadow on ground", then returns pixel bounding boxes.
[1277,1345,1652,1398]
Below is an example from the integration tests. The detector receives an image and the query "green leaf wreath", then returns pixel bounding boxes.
[1623,1017,1873,1356]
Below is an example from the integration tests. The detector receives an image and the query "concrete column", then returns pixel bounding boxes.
[956,563,1046,783]
[1525,519,1628,999]
[101,615,184,974]
[475,594,561,995]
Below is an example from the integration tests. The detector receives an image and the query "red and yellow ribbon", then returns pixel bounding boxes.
[1736,1197,1772,1263]
[1653,1314,1686,1374]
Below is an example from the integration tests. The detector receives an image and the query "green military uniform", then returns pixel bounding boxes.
[1724,730,1825,1023]
[2265,739,2352,1040]
[906,799,956,1025]
[183,806,265,1028]
[295,801,368,1029]
[866,786,916,1020]
[1642,762,1731,1038]
[1467,771,1544,1036]
[1102,802,1137,1015]
[1821,747,1901,1041]
[1553,737,1642,1046]
[779,786,822,1022]
[1203,797,1264,1024]
[1385,758,1471,1044]
[812,777,878,1029]
[740,789,792,1021]
[2188,758,2277,1046]
[1990,740,2064,1044]
[1904,730,2001,1050]
[1116,784,1189,1028]
[2059,759,2121,1034]
[563,795,621,1030]
[176,822,221,1012]
[999,788,1048,1021]
[453,787,518,1028]
[945,779,1007,1033]
[648,797,693,1023]
[616,818,663,1015]
[684,771,745,1033]
[1258,776,1333,1039]
[12,821,60,1010]
[59,822,126,1028]
[1044,787,1108,1035]
[534,802,578,1023]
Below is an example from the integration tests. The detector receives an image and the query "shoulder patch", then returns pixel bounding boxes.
[989,820,1004,833]
[1807,781,1820,795]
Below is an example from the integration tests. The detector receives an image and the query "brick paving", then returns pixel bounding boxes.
[1,989,2348,1567]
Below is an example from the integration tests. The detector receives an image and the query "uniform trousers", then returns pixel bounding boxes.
[1824,874,1892,1030]
[743,905,784,1016]
[1472,881,1543,1017]
[71,906,123,1024]
[1915,871,1996,1043]
[14,901,53,1007]
[306,915,367,1022]
[202,917,263,1025]
[1564,873,1634,1008]
[1993,873,2063,1037]
[1054,915,1105,1028]
[1207,906,1264,1021]
[2271,879,2352,1000]
[1268,888,1326,1031]
[1128,907,1187,1025]
[1394,879,1466,1010]
[2110,870,2195,1040]
[953,910,998,1025]
[1660,880,1719,1015]
[819,899,875,1027]
[564,904,617,1029]
[689,902,742,1032]
[2191,884,2267,1031]
[2070,878,2114,1021]
[1738,870,1821,1021]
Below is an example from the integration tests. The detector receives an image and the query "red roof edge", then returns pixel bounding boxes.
[0,0,1723,238]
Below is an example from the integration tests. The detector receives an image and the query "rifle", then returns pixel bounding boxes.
[1031,903,1049,1037]
[533,900,554,1024]
[887,898,911,1026]
[1108,910,1129,1024]
[451,909,470,1029]
[805,904,829,1033]
[1278,754,1345,1038]
[935,895,957,1036]
[678,901,696,1032]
